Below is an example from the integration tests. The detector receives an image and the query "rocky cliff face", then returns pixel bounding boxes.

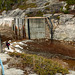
[53,14,75,41]
[0,0,75,42]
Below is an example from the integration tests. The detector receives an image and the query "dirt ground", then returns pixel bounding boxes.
[21,39,75,70]
[2,39,75,71]
[21,39,75,58]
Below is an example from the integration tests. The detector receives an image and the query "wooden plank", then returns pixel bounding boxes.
[26,17,46,19]
[46,18,51,28]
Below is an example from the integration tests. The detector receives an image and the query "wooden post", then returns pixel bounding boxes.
[23,18,26,38]
[22,18,26,39]
[15,26,17,39]
[40,58,41,66]
[33,56,35,69]
[22,19,23,39]
[12,20,14,31]
[14,18,16,39]
[28,19,30,39]
[19,18,23,39]
[17,18,19,39]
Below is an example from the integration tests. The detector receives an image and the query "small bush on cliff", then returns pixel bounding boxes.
[19,3,37,9]
[59,0,75,5]
[60,6,69,14]
[63,10,69,14]
[26,10,43,17]
[45,7,50,11]
[44,2,50,6]
[66,0,75,5]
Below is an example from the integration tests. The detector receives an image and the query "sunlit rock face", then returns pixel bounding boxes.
[0,8,25,27]
[69,5,75,10]
[0,8,25,41]
[53,14,75,41]
[0,17,14,27]
[2,8,25,18]
[26,0,59,7]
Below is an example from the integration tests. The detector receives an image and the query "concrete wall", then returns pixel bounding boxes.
[26,18,48,39]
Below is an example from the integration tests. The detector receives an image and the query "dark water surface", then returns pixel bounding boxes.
[63,59,75,70]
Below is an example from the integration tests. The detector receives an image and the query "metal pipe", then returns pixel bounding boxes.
[0,58,4,75]
[0,32,2,53]
[28,19,30,39]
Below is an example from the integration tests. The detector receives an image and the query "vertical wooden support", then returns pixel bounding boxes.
[33,56,35,69]
[18,18,20,39]
[19,18,22,39]
[22,19,26,39]
[14,18,16,39]
[40,58,41,66]
[17,18,19,39]
[22,19,23,38]
[24,18,26,38]
[15,26,17,39]
[28,19,30,39]
[49,17,53,41]
[23,25,25,38]
[12,20,14,31]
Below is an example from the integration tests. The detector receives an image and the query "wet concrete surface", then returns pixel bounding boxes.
[63,59,75,70]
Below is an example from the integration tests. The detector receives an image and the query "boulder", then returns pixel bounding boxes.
[69,5,75,10]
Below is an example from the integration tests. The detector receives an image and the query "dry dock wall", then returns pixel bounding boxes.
[25,17,50,39]
[12,17,51,39]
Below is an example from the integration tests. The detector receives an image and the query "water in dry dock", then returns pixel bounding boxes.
[63,59,75,70]
[3,39,75,70]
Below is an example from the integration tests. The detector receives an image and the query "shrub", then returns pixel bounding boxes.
[9,52,69,75]
[63,10,69,14]
[60,6,63,12]
[19,3,37,10]
[44,2,50,6]
[59,0,75,5]
[66,0,75,5]
[26,11,43,17]
[57,16,60,20]
[45,7,50,11]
